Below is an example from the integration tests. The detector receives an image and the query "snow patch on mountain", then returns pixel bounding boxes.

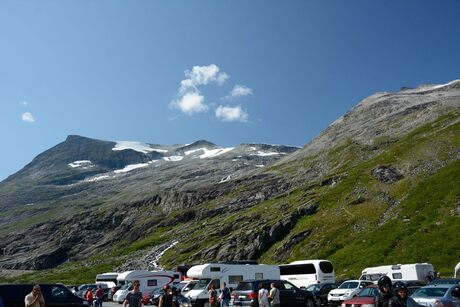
[112,141,155,154]
[219,175,231,183]
[184,147,234,159]
[163,156,184,162]
[114,162,151,173]
[86,175,111,182]
[68,160,93,168]
[251,151,282,157]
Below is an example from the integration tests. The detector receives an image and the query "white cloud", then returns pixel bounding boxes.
[180,64,229,93]
[21,112,35,123]
[172,64,229,115]
[223,84,253,101]
[215,105,249,122]
[171,91,208,114]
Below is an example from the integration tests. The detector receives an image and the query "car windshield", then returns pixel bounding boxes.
[194,279,211,290]
[306,285,321,292]
[339,282,359,289]
[412,287,448,298]
[120,282,132,290]
[358,287,377,297]
[236,282,254,291]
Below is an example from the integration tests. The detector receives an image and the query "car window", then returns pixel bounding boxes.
[306,285,321,292]
[413,287,449,297]
[211,279,220,289]
[357,288,373,297]
[283,281,296,291]
[51,286,68,298]
[451,287,460,299]
[339,282,359,289]
[236,282,253,291]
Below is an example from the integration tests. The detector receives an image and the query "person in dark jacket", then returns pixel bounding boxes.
[159,284,173,307]
[389,282,408,307]
[375,276,393,307]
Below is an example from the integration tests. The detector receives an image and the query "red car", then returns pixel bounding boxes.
[341,285,379,307]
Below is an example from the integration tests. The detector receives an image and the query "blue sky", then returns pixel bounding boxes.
[1,1,460,181]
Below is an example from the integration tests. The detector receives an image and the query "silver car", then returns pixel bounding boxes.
[410,284,460,307]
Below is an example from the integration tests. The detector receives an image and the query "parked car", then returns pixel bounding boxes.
[341,284,379,307]
[141,288,158,305]
[410,284,460,307]
[107,285,121,300]
[148,287,191,307]
[395,280,426,295]
[231,279,316,307]
[181,280,198,293]
[327,280,374,306]
[431,279,460,285]
[0,283,87,307]
[76,283,98,299]
[304,283,338,306]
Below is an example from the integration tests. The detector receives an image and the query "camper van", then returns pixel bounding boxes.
[185,262,280,307]
[279,259,335,288]
[95,272,118,288]
[359,263,434,282]
[112,270,182,303]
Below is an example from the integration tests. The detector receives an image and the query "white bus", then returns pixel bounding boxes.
[279,259,335,288]
[95,272,118,288]
[359,263,434,282]
[185,262,280,307]
[112,270,182,303]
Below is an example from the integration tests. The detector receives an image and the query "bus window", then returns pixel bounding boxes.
[319,261,334,273]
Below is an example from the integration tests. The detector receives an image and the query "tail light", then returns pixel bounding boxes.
[248,292,258,299]
[433,299,444,307]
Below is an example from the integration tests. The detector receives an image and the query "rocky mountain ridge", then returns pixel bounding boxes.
[0,79,459,280]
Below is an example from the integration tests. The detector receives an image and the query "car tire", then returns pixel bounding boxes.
[306,298,315,307]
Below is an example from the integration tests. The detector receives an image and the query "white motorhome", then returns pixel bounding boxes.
[279,259,335,288]
[95,272,118,288]
[112,270,182,303]
[360,263,434,282]
[185,262,280,307]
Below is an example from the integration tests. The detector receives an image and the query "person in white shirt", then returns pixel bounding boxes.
[24,285,45,307]
[258,283,270,307]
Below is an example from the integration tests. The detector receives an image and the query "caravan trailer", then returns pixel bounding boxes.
[185,262,280,307]
[95,272,118,288]
[360,263,434,282]
[279,259,335,288]
[112,270,182,303]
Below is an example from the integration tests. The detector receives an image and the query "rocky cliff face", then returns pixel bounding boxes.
[0,137,298,269]
[0,80,459,277]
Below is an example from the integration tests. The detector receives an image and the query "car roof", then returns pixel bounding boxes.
[418,284,457,289]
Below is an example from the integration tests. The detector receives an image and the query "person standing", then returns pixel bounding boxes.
[95,285,104,307]
[389,282,408,307]
[375,276,393,307]
[24,285,45,307]
[268,283,280,307]
[158,284,173,307]
[258,283,270,307]
[209,284,219,307]
[219,282,231,307]
[122,280,142,307]
[85,287,94,307]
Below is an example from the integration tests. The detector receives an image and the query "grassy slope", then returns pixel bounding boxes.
[5,112,460,284]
